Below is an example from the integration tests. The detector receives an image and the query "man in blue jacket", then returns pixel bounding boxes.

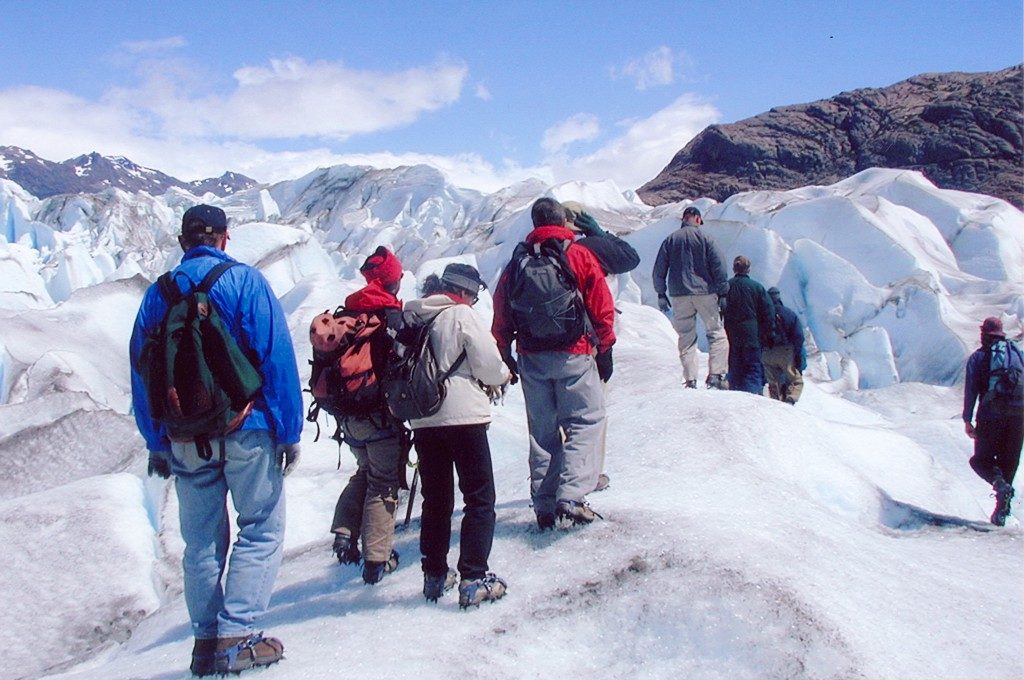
[129,205,303,676]
[963,316,1023,526]
[763,287,806,404]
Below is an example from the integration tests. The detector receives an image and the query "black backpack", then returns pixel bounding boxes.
[383,312,466,421]
[503,238,592,351]
[981,339,1024,416]
[139,262,262,460]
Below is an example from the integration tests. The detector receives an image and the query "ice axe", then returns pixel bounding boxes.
[403,464,419,528]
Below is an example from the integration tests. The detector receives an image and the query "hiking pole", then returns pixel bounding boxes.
[403,464,419,528]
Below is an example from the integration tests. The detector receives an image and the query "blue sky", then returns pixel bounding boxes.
[1,1,1020,192]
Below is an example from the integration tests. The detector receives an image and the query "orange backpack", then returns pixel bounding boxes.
[308,308,388,419]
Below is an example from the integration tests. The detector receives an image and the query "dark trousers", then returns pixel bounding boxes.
[728,345,765,395]
[414,423,496,581]
[970,417,1024,486]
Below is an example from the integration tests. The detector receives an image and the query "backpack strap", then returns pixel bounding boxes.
[197,261,239,294]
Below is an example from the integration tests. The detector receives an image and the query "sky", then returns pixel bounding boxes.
[1,1,1021,193]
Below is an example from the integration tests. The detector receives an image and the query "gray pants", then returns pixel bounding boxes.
[669,293,728,381]
[521,352,605,514]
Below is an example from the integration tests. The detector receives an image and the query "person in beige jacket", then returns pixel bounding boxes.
[404,263,511,608]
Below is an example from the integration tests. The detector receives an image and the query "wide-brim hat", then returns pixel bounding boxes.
[980,316,1005,338]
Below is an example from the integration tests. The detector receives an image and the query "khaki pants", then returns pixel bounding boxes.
[669,293,728,381]
[762,344,804,404]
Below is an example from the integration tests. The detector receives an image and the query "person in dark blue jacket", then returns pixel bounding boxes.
[129,205,303,676]
[763,287,806,404]
[963,316,1023,526]
[723,255,774,395]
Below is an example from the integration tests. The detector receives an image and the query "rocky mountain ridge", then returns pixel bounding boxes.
[639,65,1024,209]
[0,146,256,199]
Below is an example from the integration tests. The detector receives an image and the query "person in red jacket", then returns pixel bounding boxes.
[330,246,405,584]
[492,197,616,528]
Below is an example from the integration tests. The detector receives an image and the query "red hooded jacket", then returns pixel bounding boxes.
[344,281,402,312]
[491,225,616,355]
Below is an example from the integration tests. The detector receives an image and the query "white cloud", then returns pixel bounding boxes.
[121,36,186,54]
[541,113,601,154]
[475,83,492,101]
[547,94,719,190]
[213,57,468,139]
[613,46,676,91]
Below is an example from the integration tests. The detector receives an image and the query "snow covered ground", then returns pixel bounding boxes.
[0,167,1021,679]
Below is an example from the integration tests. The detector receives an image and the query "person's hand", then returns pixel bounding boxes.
[277,443,301,476]
[964,421,976,439]
[148,451,172,479]
[657,294,671,313]
[596,348,614,382]
[483,384,505,404]
[573,211,606,237]
[501,350,519,385]
[796,351,807,372]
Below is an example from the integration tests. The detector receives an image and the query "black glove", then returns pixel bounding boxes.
[148,452,172,479]
[573,211,606,237]
[796,351,807,372]
[718,295,727,316]
[276,443,301,476]
[595,348,614,382]
[501,350,519,385]
[657,294,671,313]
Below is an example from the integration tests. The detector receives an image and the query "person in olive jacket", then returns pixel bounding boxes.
[723,255,775,395]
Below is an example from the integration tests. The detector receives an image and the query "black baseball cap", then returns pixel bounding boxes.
[181,205,228,235]
[682,206,702,219]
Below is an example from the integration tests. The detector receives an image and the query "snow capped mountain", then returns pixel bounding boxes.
[0,163,1022,679]
[0,146,256,199]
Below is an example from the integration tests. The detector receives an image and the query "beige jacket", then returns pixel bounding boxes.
[404,294,510,429]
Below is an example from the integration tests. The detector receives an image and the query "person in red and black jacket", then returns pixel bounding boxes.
[330,246,406,584]
[492,198,616,528]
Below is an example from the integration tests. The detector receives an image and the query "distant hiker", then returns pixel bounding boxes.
[492,197,616,528]
[963,316,1023,526]
[402,263,511,608]
[129,204,302,676]
[652,206,730,389]
[723,255,775,395]
[323,246,405,584]
[563,200,640,492]
[763,287,806,404]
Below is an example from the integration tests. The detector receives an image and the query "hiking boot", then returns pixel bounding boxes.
[458,573,508,609]
[594,473,610,492]
[683,380,698,389]
[706,374,728,390]
[332,532,361,565]
[362,549,399,584]
[536,512,555,531]
[213,632,284,674]
[190,637,217,677]
[991,481,1015,526]
[556,499,601,526]
[423,568,458,602]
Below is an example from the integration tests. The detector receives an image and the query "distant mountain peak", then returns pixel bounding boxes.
[0,146,258,199]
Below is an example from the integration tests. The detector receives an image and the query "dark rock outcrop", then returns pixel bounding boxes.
[639,66,1023,209]
[0,146,257,198]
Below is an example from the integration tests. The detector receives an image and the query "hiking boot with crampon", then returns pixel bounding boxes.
[683,380,698,389]
[991,480,1015,526]
[706,374,728,390]
[556,499,602,526]
[332,532,360,565]
[362,549,399,584]
[536,511,555,531]
[190,637,217,677]
[213,632,284,674]
[458,573,507,609]
[423,568,458,602]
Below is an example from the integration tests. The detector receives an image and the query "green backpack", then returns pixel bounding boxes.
[140,261,263,460]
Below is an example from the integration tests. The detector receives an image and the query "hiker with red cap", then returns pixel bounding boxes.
[328,246,407,582]
[963,316,1023,526]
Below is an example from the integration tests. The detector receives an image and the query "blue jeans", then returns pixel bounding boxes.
[170,429,285,639]
[728,345,765,395]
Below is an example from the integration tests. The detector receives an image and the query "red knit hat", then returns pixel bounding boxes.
[359,246,403,286]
